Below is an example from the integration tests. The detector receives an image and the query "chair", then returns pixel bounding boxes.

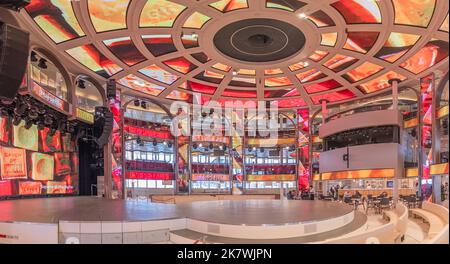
[378,197,391,214]
[366,195,376,214]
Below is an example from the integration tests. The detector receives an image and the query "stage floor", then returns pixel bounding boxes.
[0,197,353,225]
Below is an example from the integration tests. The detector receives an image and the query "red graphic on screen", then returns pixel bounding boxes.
[54,153,71,176]
[40,127,61,152]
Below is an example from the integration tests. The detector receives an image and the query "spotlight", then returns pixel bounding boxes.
[222,145,227,151]
[199,143,203,148]
[163,141,168,146]
[141,101,147,109]
[36,120,45,131]
[209,143,214,150]
[152,139,158,147]
[232,71,238,76]
[44,115,54,126]
[38,58,47,69]
[30,51,38,62]
[24,118,33,130]
[12,115,22,126]
[77,79,86,89]
[66,123,75,134]
[14,102,27,116]
[0,107,10,117]
[260,148,264,153]
[134,100,140,107]
[193,143,198,150]
[168,142,173,148]
[298,13,307,19]
[28,108,39,119]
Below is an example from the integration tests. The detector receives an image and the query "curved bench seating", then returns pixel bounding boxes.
[382,203,408,243]
[418,202,449,244]
[318,223,396,244]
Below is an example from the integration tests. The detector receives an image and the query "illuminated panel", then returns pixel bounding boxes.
[31,153,54,181]
[139,65,179,85]
[265,77,293,87]
[311,89,355,104]
[321,32,338,47]
[272,98,306,108]
[430,163,449,175]
[342,62,384,83]
[191,174,231,181]
[181,34,199,49]
[392,0,436,27]
[118,74,165,96]
[110,90,123,196]
[166,90,192,102]
[309,50,329,62]
[143,35,177,57]
[406,167,419,177]
[266,0,306,12]
[183,12,211,29]
[0,147,27,180]
[265,88,299,98]
[163,57,197,74]
[88,0,129,32]
[238,69,256,75]
[322,169,395,180]
[296,69,327,83]
[66,45,122,78]
[419,74,434,184]
[375,32,421,63]
[289,61,309,71]
[210,0,248,12]
[181,81,217,95]
[222,89,257,98]
[440,14,449,32]
[404,117,419,129]
[40,128,61,153]
[304,79,342,94]
[344,32,379,54]
[25,0,85,43]
[140,0,186,27]
[331,0,381,24]
[265,69,283,75]
[229,77,256,87]
[437,105,449,118]
[247,174,296,181]
[194,70,225,84]
[104,37,146,66]
[297,109,310,189]
[191,52,210,63]
[324,54,358,72]
[13,120,38,151]
[212,63,232,72]
[357,71,406,94]
[307,11,336,27]
[400,39,449,74]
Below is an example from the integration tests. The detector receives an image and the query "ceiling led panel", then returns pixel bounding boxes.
[88,0,129,32]
[104,37,146,66]
[140,0,186,27]
[26,0,85,43]
[25,0,448,108]
[66,45,122,78]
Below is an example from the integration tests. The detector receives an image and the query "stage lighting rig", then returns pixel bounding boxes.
[0,0,30,11]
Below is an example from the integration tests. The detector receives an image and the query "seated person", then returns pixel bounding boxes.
[355,191,362,198]
[343,191,351,203]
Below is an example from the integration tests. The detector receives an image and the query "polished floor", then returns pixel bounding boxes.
[0,197,353,225]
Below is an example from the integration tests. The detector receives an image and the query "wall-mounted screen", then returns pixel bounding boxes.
[0,116,79,199]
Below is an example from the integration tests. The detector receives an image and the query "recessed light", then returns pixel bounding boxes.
[298,13,307,19]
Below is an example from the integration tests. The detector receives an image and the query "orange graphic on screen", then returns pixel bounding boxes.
[0,117,8,143]
[13,120,39,152]
[0,147,27,180]
[31,153,54,181]
[40,127,61,153]
[46,181,67,194]
[54,153,71,176]
[19,181,42,195]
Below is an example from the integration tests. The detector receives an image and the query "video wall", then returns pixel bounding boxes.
[0,116,78,198]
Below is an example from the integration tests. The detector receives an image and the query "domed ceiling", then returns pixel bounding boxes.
[23,0,449,109]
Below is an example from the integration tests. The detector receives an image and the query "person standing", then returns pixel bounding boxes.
[309,185,315,200]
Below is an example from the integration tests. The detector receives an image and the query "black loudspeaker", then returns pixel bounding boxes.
[106,79,116,100]
[0,0,30,11]
[0,22,29,100]
[94,107,114,148]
